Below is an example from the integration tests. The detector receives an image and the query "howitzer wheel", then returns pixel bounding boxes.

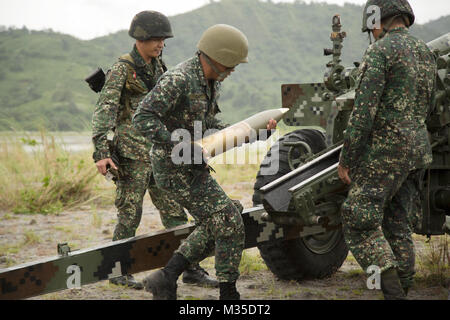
[253,129,348,280]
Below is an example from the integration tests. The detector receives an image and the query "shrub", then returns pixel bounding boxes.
[0,131,112,214]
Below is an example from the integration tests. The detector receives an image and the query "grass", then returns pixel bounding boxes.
[0,126,296,216]
[239,250,268,275]
[0,131,114,214]
[344,269,365,279]
[91,208,103,229]
[0,213,14,220]
[415,235,449,288]
[23,230,42,245]
[341,235,449,292]
[199,256,215,270]
[0,229,43,267]
[351,288,364,296]
[0,243,21,255]
[198,249,268,277]
[0,129,279,216]
[53,225,75,234]
[345,253,357,264]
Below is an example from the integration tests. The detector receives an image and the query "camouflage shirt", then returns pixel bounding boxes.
[340,27,436,171]
[92,45,166,162]
[132,53,226,151]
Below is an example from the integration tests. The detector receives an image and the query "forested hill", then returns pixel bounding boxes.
[0,0,448,131]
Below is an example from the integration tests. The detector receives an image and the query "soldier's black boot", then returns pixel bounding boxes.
[182,264,219,288]
[219,281,240,300]
[397,270,413,297]
[402,286,409,296]
[109,274,143,290]
[143,253,189,300]
[380,268,407,300]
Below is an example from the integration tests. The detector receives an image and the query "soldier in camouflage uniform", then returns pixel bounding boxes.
[92,11,218,289]
[133,24,276,300]
[338,0,437,299]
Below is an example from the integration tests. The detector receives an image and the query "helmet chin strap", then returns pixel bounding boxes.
[367,31,374,44]
[199,51,229,81]
[371,14,407,43]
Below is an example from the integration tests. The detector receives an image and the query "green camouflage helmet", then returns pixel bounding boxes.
[362,0,415,32]
[129,11,173,40]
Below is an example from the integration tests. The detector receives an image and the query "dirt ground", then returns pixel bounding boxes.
[0,181,448,301]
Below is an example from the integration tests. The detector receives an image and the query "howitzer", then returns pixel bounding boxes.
[1,15,449,299]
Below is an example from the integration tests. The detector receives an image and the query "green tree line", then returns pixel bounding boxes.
[0,0,448,131]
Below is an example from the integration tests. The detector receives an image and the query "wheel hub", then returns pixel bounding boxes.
[285,140,313,170]
[301,229,341,254]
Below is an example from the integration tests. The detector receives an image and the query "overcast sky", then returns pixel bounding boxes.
[0,0,449,40]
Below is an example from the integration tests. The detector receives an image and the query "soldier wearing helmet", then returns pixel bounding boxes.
[361,0,415,42]
[133,24,277,300]
[338,0,437,299]
[92,11,218,289]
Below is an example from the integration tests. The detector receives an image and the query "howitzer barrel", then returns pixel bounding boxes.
[196,108,289,158]
[427,32,450,55]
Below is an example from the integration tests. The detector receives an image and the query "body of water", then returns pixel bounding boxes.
[0,133,93,153]
[0,132,279,161]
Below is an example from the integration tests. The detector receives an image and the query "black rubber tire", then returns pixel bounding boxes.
[253,129,327,205]
[253,129,348,280]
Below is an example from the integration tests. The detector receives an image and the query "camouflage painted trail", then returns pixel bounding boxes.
[0,207,337,300]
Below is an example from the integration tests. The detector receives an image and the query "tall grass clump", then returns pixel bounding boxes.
[239,250,268,275]
[416,235,449,288]
[0,131,111,214]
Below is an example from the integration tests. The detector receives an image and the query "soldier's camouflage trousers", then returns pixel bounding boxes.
[113,157,188,241]
[341,165,423,291]
[151,163,245,283]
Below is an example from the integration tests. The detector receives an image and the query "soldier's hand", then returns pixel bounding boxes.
[338,164,351,185]
[267,119,277,130]
[96,158,118,176]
